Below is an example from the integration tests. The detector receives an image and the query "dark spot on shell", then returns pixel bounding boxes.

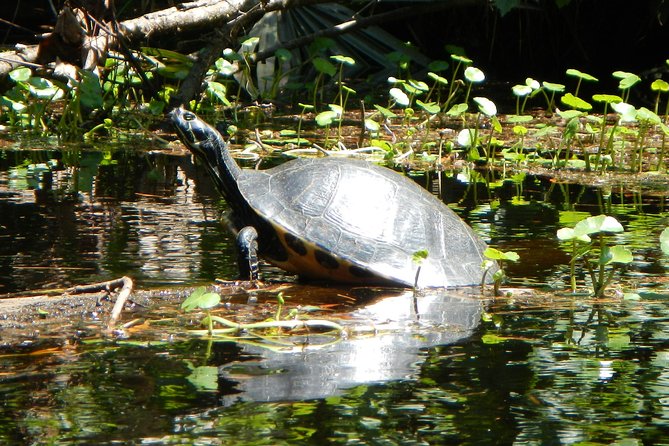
[349,265,375,278]
[284,233,307,256]
[256,220,287,262]
[314,250,339,270]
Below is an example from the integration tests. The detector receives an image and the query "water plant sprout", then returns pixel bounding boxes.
[482,248,520,296]
[557,215,633,298]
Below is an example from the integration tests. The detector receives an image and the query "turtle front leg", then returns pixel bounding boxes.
[237,226,259,282]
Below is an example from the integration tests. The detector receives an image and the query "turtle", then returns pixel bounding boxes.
[171,107,497,287]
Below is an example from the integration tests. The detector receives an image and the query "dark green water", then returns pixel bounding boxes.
[1,146,669,444]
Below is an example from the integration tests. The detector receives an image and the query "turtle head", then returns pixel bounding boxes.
[170,107,227,160]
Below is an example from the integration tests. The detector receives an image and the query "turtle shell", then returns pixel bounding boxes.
[237,156,494,288]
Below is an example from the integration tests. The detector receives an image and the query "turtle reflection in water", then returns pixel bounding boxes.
[171,108,497,288]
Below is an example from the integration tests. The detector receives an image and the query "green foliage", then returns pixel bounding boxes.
[557,215,633,297]
[182,287,222,335]
[483,248,519,296]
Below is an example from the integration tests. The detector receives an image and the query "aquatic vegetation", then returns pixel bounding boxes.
[182,287,222,335]
[482,248,519,296]
[557,215,633,297]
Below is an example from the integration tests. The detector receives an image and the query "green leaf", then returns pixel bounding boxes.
[481,333,507,344]
[560,93,592,111]
[557,227,591,243]
[512,85,533,97]
[573,215,624,237]
[483,247,519,262]
[373,104,397,118]
[473,96,497,116]
[612,71,641,90]
[566,68,598,82]
[651,79,669,93]
[389,87,410,106]
[181,287,221,311]
[592,94,622,104]
[457,129,475,147]
[542,81,565,92]
[507,115,533,123]
[464,66,485,83]
[408,79,429,92]
[606,245,633,264]
[78,69,104,109]
[9,66,31,83]
[611,102,637,122]
[315,110,339,126]
[446,102,468,117]
[186,365,219,392]
[312,57,336,76]
[330,54,355,66]
[416,100,440,114]
[239,36,260,52]
[214,57,236,76]
[412,250,429,264]
[364,118,380,132]
[636,107,661,124]
[427,72,448,85]
[206,81,231,106]
[450,54,473,64]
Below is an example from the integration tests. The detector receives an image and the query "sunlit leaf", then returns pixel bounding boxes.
[315,110,339,126]
[412,250,429,264]
[566,68,598,82]
[373,104,397,118]
[446,102,468,117]
[407,79,429,92]
[364,118,380,132]
[389,87,410,106]
[416,100,440,114]
[605,245,633,264]
[612,71,641,90]
[181,287,221,311]
[473,96,497,116]
[427,72,448,86]
[611,102,637,122]
[651,79,669,93]
[561,93,592,111]
[573,215,624,237]
[239,36,260,52]
[9,66,31,83]
[330,54,355,66]
[483,247,519,262]
[542,81,565,92]
[457,128,474,147]
[592,94,622,104]
[512,85,532,97]
[464,66,485,83]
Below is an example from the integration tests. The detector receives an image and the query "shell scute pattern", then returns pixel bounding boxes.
[237,156,492,287]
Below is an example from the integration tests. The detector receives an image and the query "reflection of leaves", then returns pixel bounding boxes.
[186,365,219,392]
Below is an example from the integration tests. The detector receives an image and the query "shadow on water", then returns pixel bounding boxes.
[1,144,669,444]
